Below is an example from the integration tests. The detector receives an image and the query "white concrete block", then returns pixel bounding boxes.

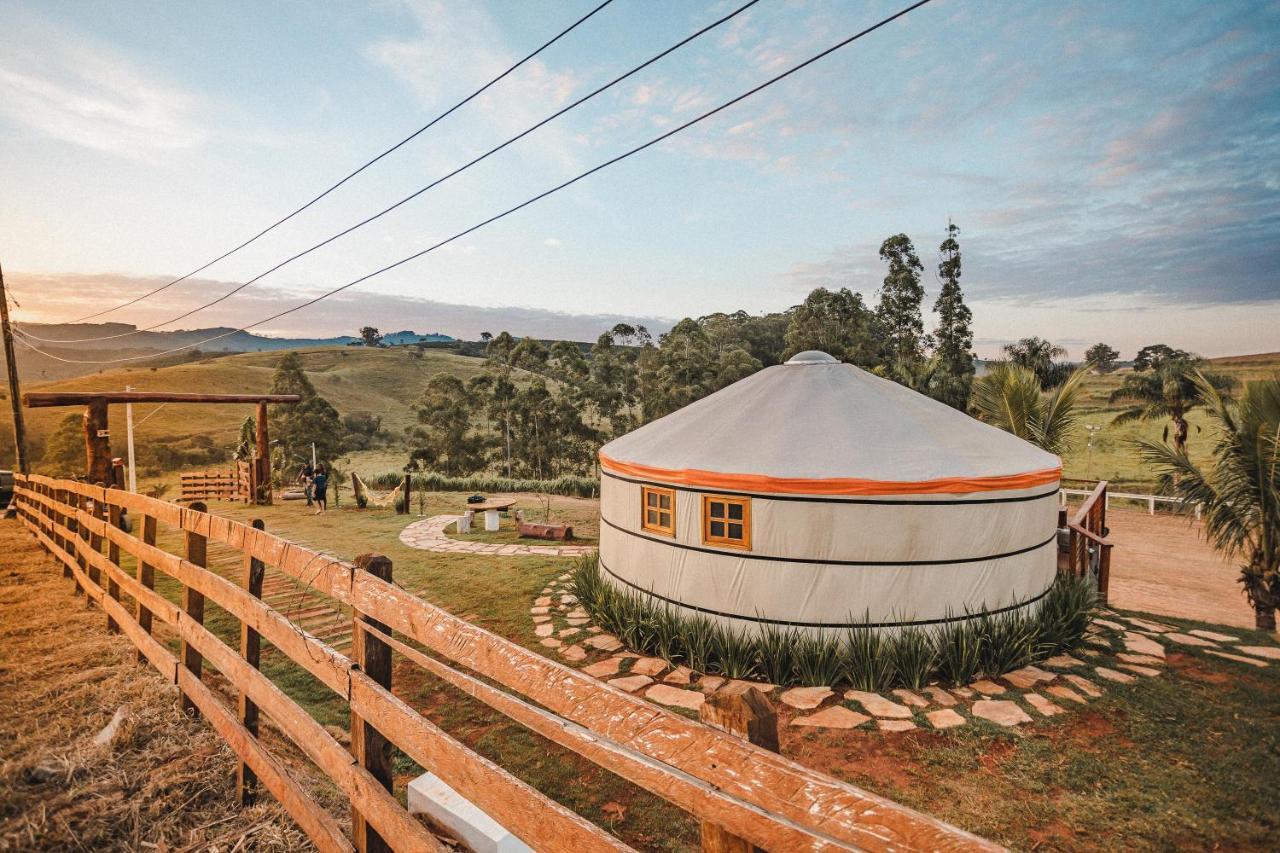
[407,772,531,853]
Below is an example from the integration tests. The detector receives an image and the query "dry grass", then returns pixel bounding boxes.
[0,520,315,852]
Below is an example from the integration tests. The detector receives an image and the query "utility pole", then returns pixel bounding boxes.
[0,259,29,474]
[125,385,138,492]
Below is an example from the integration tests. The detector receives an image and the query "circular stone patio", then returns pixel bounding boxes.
[529,579,1278,732]
[400,515,597,558]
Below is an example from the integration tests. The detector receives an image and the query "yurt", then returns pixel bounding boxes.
[597,351,1062,636]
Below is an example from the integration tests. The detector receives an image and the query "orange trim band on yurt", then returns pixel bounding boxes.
[599,453,1061,497]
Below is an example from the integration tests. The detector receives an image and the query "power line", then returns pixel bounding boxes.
[52,0,618,328]
[28,0,762,346]
[13,0,936,368]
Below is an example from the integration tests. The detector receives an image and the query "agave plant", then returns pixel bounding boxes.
[933,611,984,686]
[977,608,1038,675]
[843,619,896,692]
[889,627,938,689]
[1138,372,1280,630]
[683,615,718,674]
[755,619,800,685]
[710,623,759,679]
[1034,574,1097,655]
[651,605,685,664]
[792,631,844,686]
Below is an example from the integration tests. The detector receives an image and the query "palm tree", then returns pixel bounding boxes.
[1137,373,1280,631]
[971,363,1088,454]
[1110,358,1234,455]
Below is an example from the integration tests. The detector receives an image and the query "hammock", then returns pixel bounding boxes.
[351,473,401,508]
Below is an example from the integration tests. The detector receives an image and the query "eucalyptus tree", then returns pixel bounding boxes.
[876,234,929,366]
[931,221,975,408]
[782,287,882,367]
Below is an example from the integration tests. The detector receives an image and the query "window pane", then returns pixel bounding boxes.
[728,523,743,540]
[727,503,744,520]
[710,520,725,537]
[659,511,671,528]
[709,501,725,519]
[646,510,657,525]
[659,494,671,510]
[646,492,657,507]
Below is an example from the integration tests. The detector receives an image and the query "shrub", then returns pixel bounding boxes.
[710,623,758,679]
[755,620,799,685]
[369,471,598,498]
[978,608,1038,675]
[683,615,718,674]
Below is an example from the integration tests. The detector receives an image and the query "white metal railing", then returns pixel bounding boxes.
[1059,487,1201,519]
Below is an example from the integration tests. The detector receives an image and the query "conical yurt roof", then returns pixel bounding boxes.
[600,351,1060,496]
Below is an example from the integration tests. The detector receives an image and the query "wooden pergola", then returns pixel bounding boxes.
[22,391,300,503]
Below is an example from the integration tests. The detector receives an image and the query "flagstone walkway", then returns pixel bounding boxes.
[532,577,1279,734]
[400,514,597,557]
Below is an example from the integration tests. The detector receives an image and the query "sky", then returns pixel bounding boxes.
[2,0,1278,359]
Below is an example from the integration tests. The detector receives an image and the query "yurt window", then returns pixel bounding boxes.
[702,495,751,549]
[641,486,676,536]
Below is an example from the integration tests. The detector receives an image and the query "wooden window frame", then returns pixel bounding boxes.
[641,486,676,537]
[702,494,751,550]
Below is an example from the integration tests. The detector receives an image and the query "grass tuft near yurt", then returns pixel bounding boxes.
[572,554,1096,690]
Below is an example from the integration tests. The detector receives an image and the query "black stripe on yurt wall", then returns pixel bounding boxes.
[598,558,1054,628]
[601,469,1061,505]
[600,515,1058,566]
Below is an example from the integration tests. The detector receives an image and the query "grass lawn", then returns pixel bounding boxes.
[108,494,1277,850]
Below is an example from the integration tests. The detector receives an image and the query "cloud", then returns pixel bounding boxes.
[0,13,205,154]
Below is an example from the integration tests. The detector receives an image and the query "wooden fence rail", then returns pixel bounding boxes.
[180,465,252,503]
[12,474,994,853]
[1064,480,1113,604]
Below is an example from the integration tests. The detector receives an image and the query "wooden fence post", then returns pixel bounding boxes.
[105,488,122,634]
[238,518,266,805]
[55,486,72,580]
[137,511,157,664]
[180,501,208,717]
[74,491,91,597]
[86,486,107,596]
[397,474,411,515]
[352,553,394,853]
[699,687,779,853]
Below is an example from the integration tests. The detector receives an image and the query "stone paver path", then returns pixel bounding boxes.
[400,515,596,557]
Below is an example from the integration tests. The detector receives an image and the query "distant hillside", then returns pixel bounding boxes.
[6,324,453,382]
[0,346,482,468]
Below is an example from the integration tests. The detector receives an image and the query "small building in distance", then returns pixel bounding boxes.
[597,350,1062,637]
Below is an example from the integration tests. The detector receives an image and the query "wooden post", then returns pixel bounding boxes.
[699,687,779,853]
[255,401,271,505]
[180,501,208,718]
[398,473,411,515]
[87,485,106,594]
[53,485,71,579]
[74,492,90,597]
[0,259,29,475]
[238,518,266,805]
[351,553,394,853]
[137,512,157,664]
[83,398,113,486]
[105,489,122,633]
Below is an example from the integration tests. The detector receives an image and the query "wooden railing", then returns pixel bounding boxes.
[11,474,994,852]
[1065,480,1113,604]
[180,464,252,503]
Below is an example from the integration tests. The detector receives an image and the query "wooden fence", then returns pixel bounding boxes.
[11,474,994,852]
[180,464,252,503]
[1064,480,1113,604]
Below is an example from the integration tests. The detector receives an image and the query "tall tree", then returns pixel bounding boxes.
[408,374,483,476]
[1110,356,1235,455]
[268,352,344,470]
[782,287,881,367]
[1138,373,1280,630]
[876,234,929,366]
[359,326,384,347]
[1084,343,1121,374]
[1133,343,1190,372]
[1002,337,1068,389]
[931,221,974,408]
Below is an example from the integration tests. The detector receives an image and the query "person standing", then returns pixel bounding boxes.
[312,465,328,515]
[297,461,315,506]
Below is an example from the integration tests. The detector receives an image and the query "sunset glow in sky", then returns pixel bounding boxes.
[3,0,1277,358]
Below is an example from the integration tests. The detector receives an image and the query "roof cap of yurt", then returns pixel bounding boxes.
[599,351,1061,497]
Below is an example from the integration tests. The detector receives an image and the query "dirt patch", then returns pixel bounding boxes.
[0,520,319,851]
[1166,651,1235,685]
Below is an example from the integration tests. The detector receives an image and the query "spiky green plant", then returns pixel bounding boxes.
[932,611,984,686]
[651,605,685,664]
[711,623,759,679]
[755,620,800,685]
[978,608,1038,675]
[683,615,718,674]
[843,619,896,692]
[1034,574,1097,655]
[890,626,938,689]
[792,631,844,686]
